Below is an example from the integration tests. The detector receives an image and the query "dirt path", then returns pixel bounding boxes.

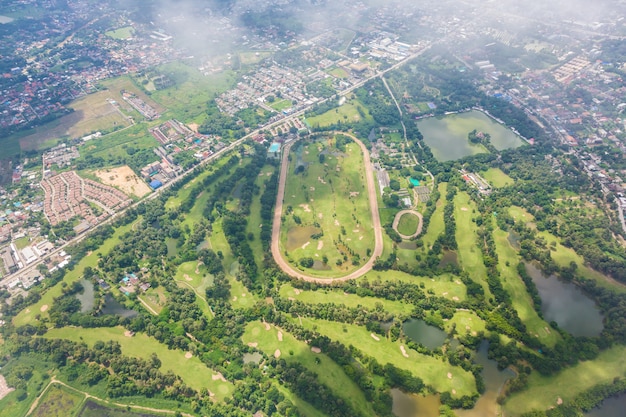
[271,132,383,283]
[27,378,193,417]
[392,209,424,239]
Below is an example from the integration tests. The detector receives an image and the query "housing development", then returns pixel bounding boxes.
[0,1,626,417]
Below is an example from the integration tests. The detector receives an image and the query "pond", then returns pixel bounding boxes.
[100,294,138,318]
[439,250,458,268]
[75,279,95,313]
[525,263,604,337]
[391,389,440,417]
[402,319,447,350]
[456,340,516,417]
[585,392,626,417]
[417,110,525,162]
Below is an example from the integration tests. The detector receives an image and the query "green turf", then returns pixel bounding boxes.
[242,321,377,417]
[279,283,413,317]
[13,220,138,327]
[31,383,84,417]
[105,26,135,40]
[306,99,372,128]
[43,326,233,401]
[397,212,420,236]
[269,99,293,112]
[504,344,626,415]
[493,227,560,346]
[481,168,514,188]
[444,310,486,336]
[420,182,446,250]
[454,192,491,297]
[280,137,375,277]
[298,318,477,398]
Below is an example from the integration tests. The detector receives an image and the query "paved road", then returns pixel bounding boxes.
[271,132,383,283]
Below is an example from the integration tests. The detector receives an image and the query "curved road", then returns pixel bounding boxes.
[271,132,383,283]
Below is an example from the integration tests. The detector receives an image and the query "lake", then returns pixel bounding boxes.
[585,392,626,417]
[417,110,525,161]
[391,389,440,417]
[75,279,95,313]
[0,16,14,24]
[456,340,516,417]
[525,263,604,337]
[402,319,447,350]
[100,294,138,318]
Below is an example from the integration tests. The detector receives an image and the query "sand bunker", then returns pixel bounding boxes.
[183,274,192,281]
[452,296,460,301]
[311,347,321,354]
[212,373,227,382]
[93,165,151,198]
[447,372,452,379]
[349,191,359,197]
[274,349,281,358]
[310,186,315,191]
[317,241,324,250]
[318,212,323,219]
[277,331,283,341]
[232,296,238,301]
[302,241,310,249]
[557,397,563,405]
[0,375,14,401]
[461,207,468,211]
[264,322,271,330]
[124,330,134,337]
[40,304,49,312]
[299,204,311,212]
[247,342,258,348]
[317,176,327,184]
[185,352,193,359]
[400,345,409,358]
[334,219,340,226]
[293,288,301,295]
[370,333,380,341]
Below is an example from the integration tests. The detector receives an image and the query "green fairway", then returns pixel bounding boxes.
[32,383,84,417]
[359,270,467,301]
[504,344,626,415]
[174,261,214,318]
[420,183,446,250]
[493,228,560,346]
[279,283,414,317]
[482,168,514,188]
[299,318,477,398]
[280,137,375,277]
[44,326,233,401]
[306,99,372,128]
[454,192,491,297]
[444,310,486,336]
[13,220,137,327]
[246,166,276,267]
[242,321,377,417]
[397,212,420,236]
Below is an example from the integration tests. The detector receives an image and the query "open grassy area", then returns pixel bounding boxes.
[242,321,377,417]
[504,344,626,415]
[137,286,167,315]
[306,98,372,128]
[397,212,420,236]
[359,269,467,301]
[493,228,560,346]
[44,326,233,401]
[299,318,477,398]
[32,383,84,417]
[444,310,486,336]
[454,192,491,297]
[239,51,272,66]
[148,63,236,121]
[481,168,514,188]
[269,99,293,112]
[279,137,374,277]
[328,67,349,79]
[420,182,446,250]
[279,283,413,317]
[105,26,135,39]
[13,221,137,327]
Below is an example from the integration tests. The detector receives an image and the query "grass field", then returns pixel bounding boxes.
[269,99,293,112]
[504,344,626,415]
[239,51,272,66]
[32,383,84,417]
[13,221,137,327]
[299,318,477,398]
[306,99,372,128]
[482,168,513,188]
[242,321,377,417]
[280,137,374,277]
[359,270,467,301]
[44,326,233,401]
[137,286,167,315]
[279,283,413,317]
[105,26,135,39]
[493,227,560,346]
[420,183,446,250]
[397,212,420,236]
[148,63,236,121]
[444,310,486,336]
[328,67,349,79]
[454,192,491,297]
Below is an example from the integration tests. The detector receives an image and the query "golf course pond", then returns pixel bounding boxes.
[417,110,525,162]
[585,392,626,417]
[402,319,447,350]
[75,278,95,313]
[525,263,604,337]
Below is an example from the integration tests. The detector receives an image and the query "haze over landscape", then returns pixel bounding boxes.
[1,1,626,417]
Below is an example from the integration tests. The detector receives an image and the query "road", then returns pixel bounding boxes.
[271,132,383,283]
[2,43,435,289]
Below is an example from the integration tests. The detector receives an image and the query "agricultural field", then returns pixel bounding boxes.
[43,326,234,401]
[306,98,372,128]
[278,136,375,277]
